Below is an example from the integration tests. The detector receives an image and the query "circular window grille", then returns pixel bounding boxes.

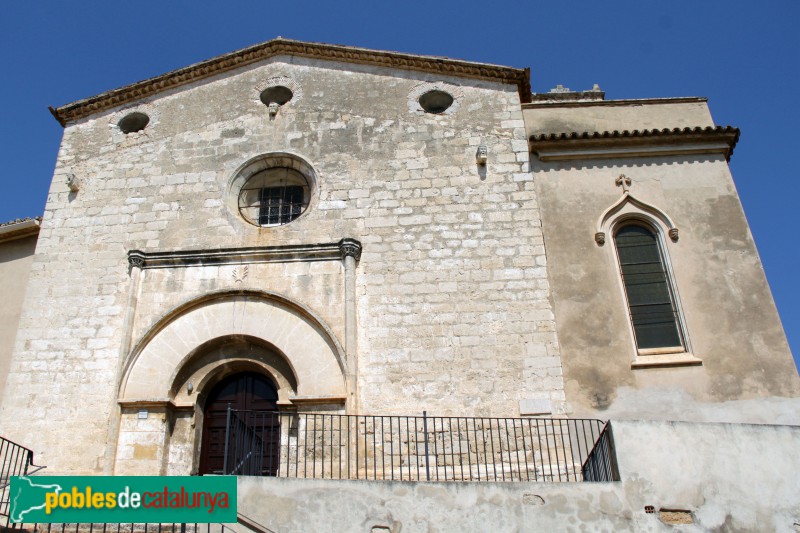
[419,90,454,114]
[260,86,294,106]
[118,112,150,133]
[237,167,310,227]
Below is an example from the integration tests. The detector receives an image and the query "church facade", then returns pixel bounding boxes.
[1,39,798,530]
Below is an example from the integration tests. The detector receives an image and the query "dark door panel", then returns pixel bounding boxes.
[199,372,279,475]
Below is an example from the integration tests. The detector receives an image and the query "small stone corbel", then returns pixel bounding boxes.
[128,255,144,273]
[669,228,679,242]
[128,251,146,271]
[268,102,280,117]
[476,145,488,166]
[66,173,81,192]
[595,232,606,245]
[339,238,363,262]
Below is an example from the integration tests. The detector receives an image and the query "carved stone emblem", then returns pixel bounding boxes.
[615,174,631,192]
[66,173,81,192]
[232,266,249,283]
[476,145,488,166]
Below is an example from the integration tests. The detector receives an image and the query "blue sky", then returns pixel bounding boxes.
[1,1,797,370]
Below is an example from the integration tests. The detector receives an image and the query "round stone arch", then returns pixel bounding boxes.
[119,290,347,404]
[169,335,299,406]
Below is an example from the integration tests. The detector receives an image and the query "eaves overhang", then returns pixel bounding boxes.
[529,126,740,162]
[0,217,41,243]
[522,96,708,109]
[50,38,531,126]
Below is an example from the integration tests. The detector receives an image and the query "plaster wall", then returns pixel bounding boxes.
[0,234,37,402]
[525,100,799,420]
[235,420,800,532]
[0,55,563,474]
[523,99,714,136]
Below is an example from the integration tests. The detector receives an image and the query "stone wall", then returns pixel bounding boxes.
[235,420,800,532]
[0,54,563,474]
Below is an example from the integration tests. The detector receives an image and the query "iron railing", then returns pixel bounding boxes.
[581,423,617,482]
[5,524,239,533]
[1,436,44,525]
[6,513,273,533]
[223,410,616,482]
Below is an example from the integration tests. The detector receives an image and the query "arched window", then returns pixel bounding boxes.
[614,223,684,351]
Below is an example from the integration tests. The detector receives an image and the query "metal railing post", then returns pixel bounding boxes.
[423,411,430,482]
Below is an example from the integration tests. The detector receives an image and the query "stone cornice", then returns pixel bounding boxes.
[50,38,531,126]
[530,89,605,103]
[529,126,740,162]
[522,96,708,109]
[128,239,362,269]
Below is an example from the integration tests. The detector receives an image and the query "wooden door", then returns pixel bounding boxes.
[199,372,279,475]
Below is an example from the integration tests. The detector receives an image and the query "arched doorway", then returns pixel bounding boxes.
[199,372,280,475]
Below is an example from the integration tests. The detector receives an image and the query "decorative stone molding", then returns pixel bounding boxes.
[530,126,740,162]
[476,145,488,166]
[254,76,302,107]
[66,173,81,192]
[523,96,707,110]
[128,254,146,270]
[109,103,159,145]
[615,174,631,192]
[339,238,362,262]
[225,151,318,228]
[50,38,531,126]
[595,179,679,246]
[119,291,348,403]
[594,232,606,245]
[232,265,249,283]
[407,81,463,116]
[127,239,360,269]
[0,217,40,243]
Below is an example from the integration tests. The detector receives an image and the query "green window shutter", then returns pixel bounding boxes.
[615,225,682,350]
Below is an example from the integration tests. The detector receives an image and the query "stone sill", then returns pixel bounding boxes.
[631,353,703,369]
[637,346,685,356]
[289,396,347,406]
